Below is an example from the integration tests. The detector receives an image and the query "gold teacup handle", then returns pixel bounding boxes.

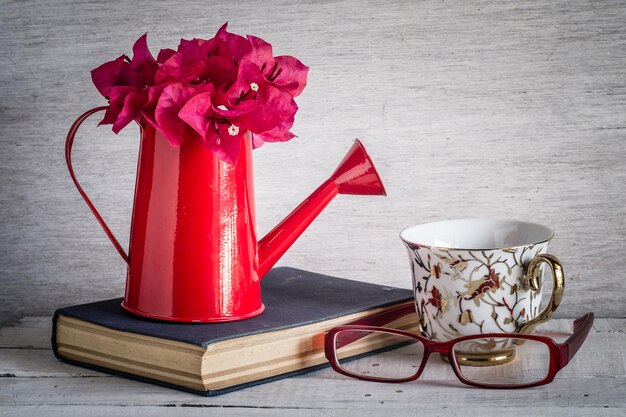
[516,254,565,334]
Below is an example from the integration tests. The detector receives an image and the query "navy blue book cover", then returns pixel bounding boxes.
[52,267,413,395]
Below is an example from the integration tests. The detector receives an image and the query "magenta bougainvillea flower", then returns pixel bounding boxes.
[90,24,308,163]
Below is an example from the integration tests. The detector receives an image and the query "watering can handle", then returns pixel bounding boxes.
[65,106,130,265]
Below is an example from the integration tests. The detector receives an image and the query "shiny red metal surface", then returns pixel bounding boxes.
[66,107,386,322]
[123,123,262,321]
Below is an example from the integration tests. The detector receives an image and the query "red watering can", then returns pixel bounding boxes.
[66,107,386,322]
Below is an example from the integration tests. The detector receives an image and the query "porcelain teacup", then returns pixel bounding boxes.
[400,219,565,365]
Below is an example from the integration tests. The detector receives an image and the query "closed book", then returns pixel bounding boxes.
[52,267,416,396]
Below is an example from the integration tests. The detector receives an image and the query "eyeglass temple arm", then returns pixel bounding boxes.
[348,302,416,327]
[559,312,594,368]
[332,303,416,349]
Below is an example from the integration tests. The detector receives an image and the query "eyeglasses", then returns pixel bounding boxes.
[324,304,593,388]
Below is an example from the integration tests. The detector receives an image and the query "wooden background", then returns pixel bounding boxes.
[0,0,624,327]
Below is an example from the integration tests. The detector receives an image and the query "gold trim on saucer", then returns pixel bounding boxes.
[441,347,517,367]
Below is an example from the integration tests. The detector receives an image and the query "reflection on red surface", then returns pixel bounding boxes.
[123,124,260,321]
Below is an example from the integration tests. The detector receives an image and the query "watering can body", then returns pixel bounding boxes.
[66,107,386,322]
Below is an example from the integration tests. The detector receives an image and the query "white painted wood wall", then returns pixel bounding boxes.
[1,0,624,325]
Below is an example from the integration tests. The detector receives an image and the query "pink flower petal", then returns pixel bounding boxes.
[128,33,157,84]
[245,36,308,96]
[130,34,152,65]
[222,58,264,101]
[231,83,298,134]
[153,82,212,145]
[215,23,253,63]
[211,122,243,164]
[146,84,166,108]
[212,99,257,118]
[250,134,265,148]
[179,91,247,163]
[91,55,126,97]
[272,55,308,97]
[98,107,118,126]
[97,86,144,132]
[91,34,157,102]
[177,92,215,138]
[140,84,166,125]
[214,59,278,130]
[253,115,296,145]
[112,90,148,133]
[246,35,273,67]
[155,39,213,84]
[157,48,176,63]
[204,55,237,91]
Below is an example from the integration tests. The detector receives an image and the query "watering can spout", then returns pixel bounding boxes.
[257,139,386,277]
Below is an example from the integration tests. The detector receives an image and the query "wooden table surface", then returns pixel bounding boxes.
[0,316,624,416]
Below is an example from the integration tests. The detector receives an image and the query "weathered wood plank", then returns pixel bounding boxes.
[1,376,624,408]
[0,317,52,350]
[593,319,626,333]
[0,405,624,417]
[0,350,104,378]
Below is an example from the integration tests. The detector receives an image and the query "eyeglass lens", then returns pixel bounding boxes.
[333,330,424,379]
[452,337,551,386]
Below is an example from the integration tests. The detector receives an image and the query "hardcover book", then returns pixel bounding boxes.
[52,267,416,396]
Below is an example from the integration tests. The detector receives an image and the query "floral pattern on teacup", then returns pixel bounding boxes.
[404,242,548,341]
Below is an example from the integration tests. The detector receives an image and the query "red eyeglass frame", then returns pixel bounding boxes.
[324,303,593,388]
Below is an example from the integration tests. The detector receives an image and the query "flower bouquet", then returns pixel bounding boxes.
[91,23,308,163]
